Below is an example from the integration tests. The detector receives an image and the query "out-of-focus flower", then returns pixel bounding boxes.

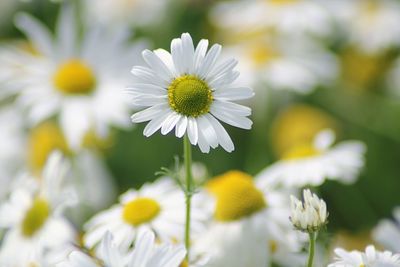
[58,230,186,267]
[128,33,253,153]
[82,0,170,28]
[210,0,334,38]
[373,207,400,252]
[331,231,378,252]
[271,104,338,157]
[0,151,78,267]
[257,130,366,187]
[220,35,338,94]
[386,57,400,97]
[193,171,306,267]
[324,0,400,54]
[84,178,207,252]
[328,245,400,267]
[290,189,328,233]
[0,4,145,149]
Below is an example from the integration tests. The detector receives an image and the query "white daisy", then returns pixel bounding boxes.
[58,230,186,267]
[257,129,366,187]
[0,3,145,149]
[210,0,334,38]
[193,170,306,267]
[324,0,400,54]
[373,207,400,252]
[82,0,170,28]
[220,35,338,94]
[84,177,207,252]
[328,245,400,267]
[127,33,254,153]
[0,151,78,267]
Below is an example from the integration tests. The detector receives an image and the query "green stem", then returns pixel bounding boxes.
[307,232,316,267]
[183,134,193,261]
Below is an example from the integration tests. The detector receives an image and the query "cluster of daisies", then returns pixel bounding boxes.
[0,1,399,267]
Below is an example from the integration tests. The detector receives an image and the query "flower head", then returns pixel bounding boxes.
[127,33,254,153]
[290,189,328,233]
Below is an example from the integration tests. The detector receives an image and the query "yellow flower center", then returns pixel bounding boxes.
[21,198,50,237]
[28,122,71,172]
[207,171,266,222]
[282,142,321,160]
[168,75,213,117]
[248,43,280,68]
[122,197,161,226]
[82,129,114,151]
[53,59,96,94]
[271,104,337,157]
[180,260,189,267]
[269,240,278,253]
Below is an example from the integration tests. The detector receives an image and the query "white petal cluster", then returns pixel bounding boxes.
[290,189,328,233]
[58,230,186,267]
[328,245,400,267]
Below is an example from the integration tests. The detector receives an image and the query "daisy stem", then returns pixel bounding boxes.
[307,232,316,267]
[183,134,193,261]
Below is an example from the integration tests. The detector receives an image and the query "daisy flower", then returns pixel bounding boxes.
[0,151,78,267]
[373,207,400,252]
[328,245,400,267]
[193,170,306,267]
[324,0,400,54]
[84,177,207,252]
[127,33,254,153]
[58,230,186,267]
[0,3,144,149]
[257,129,366,187]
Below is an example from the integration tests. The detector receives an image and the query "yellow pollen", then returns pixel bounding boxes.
[122,197,161,226]
[282,142,321,160]
[168,75,213,117]
[28,122,71,172]
[248,43,280,68]
[207,171,266,222]
[21,198,50,237]
[53,59,96,94]
[271,104,337,157]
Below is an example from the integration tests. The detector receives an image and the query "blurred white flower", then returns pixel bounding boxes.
[0,3,145,149]
[84,177,207,253]
[290,189,328,233]
[82,0,170,28]
[58,230,186,267]
[257,129,366,187]
[193,171,306,267]
[328,245,400,267]
[0,151,78,267]
[128,33,253,153]
[324,0,400,53]
[373,207,400,252]
[221,35,338,94]
[210,0,334,38]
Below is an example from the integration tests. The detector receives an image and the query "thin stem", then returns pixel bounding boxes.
[183,134,193,261]
[307,232,316,267]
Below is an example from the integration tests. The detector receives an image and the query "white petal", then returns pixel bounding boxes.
[14,13,53,57]
[181,33,195,73]
[214,86,254,101]
[130,104,169,123]
[171,38,184,75]
[205,114,234,152]
[153,49,177,76]
[130,95,167,107]
[131,66,168,88]
[187,117,198,145]
[125,84,167,96]
[175,116,188,138]
[212,100,252,117]
[210,107,252,129]
[197,44,221,78]
[142,49,174,82]
[197,115,218,149]
[161,112,181,135]
[143,112,171,137]
[208,58,238,81]
[193,39,209,73]
[197,125,210,153]
[56,3,76,58]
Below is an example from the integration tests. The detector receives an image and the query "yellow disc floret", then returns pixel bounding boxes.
[28,122,70,172]
[54,59,96,94]
[122,197,161,226]
[21,198,50,237]
[248,42,280,68]
[168,75,213,117]
[207,171,267,222]
[282,142,321,160]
